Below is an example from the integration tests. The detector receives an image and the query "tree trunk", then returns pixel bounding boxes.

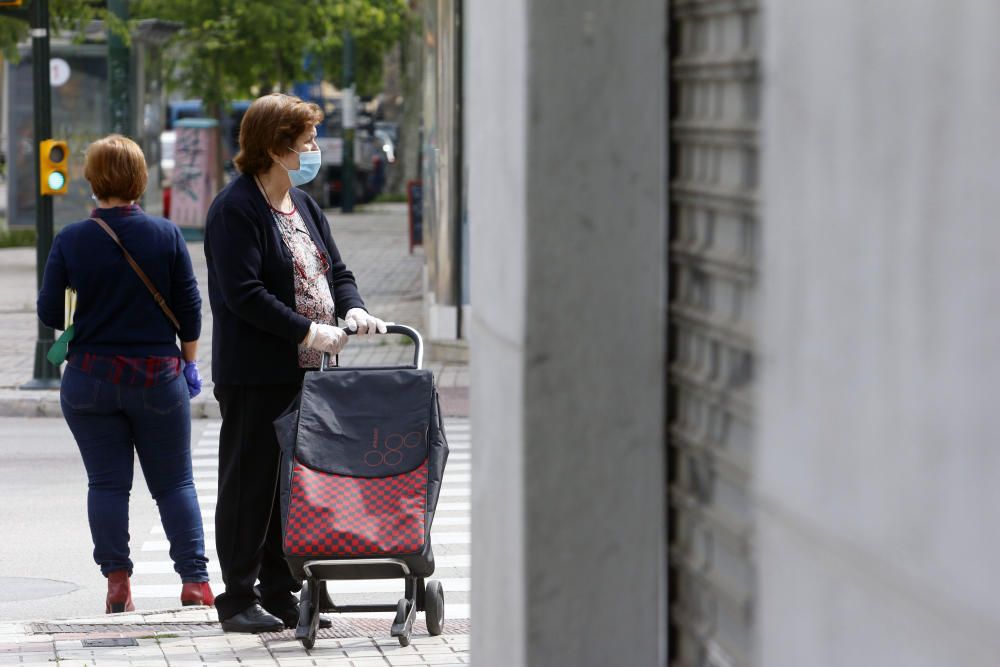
[206,99,227,188]
[396,3,424,193]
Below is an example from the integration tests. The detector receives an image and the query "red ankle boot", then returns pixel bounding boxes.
[180,581,215,607]
[106,570,135,614]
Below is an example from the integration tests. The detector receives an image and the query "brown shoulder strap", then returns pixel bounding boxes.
[90,217,181,332]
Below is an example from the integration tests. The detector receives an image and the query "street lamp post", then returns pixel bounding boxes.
[22,0,60,390]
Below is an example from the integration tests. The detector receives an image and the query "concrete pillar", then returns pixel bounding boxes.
[759,3,1000,665]
[468,1,667,665]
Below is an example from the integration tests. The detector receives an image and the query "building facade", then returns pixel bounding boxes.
[424,0,1000,664]
[421,0,467,342]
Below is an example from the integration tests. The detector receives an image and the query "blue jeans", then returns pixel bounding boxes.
[60,365,209,582]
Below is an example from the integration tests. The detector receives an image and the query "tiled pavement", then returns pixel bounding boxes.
[0,607,470,665]
[0,203,469,417]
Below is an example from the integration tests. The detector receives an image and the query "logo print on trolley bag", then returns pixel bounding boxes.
[364,427,425,468]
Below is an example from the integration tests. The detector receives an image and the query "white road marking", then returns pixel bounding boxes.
[135,419,472,616]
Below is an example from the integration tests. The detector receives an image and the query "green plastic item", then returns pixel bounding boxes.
[47,324,74,366]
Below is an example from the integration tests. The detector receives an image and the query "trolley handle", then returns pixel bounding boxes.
[319,323,424,371]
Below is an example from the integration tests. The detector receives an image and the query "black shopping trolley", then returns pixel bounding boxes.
[273,324,449,649]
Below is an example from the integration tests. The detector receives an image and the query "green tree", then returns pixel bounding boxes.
[313,0,412,97]
[0,0,410,101]
[0,1,126,61]
[131,0,410,103]
[128,0,409,182]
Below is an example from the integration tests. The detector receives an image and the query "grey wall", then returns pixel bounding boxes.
[467,0,528,663]
[758,3,1000,665]
[468,0,667,664]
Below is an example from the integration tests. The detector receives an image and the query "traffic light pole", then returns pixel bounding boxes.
[23,0,60,389]
[341,30,355,214]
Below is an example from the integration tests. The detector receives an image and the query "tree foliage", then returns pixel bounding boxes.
[131,0,411,105]
[0,0,125,61]
[312,0,413,97]
[0,0,410,101]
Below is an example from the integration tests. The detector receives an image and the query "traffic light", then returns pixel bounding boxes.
[0,1,23,6]
[39,140,69,195]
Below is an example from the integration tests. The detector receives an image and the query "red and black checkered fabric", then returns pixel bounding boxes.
[284,457,427,557]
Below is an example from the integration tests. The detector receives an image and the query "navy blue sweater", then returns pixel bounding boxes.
[205,174,365,385]
[37,206,201,358]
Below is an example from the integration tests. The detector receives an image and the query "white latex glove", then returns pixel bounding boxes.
[304,323,349,355]
[344,307,390,337]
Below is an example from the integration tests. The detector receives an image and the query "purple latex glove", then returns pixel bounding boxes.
[183,360,202,398]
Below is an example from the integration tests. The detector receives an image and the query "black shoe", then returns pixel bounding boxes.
[270,603,333,630]
[220,604,285,634]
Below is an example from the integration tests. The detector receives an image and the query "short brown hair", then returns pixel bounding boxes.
[84,134,148,201]
[234,93,323,175]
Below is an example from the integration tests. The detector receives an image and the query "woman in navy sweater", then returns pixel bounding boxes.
[37,135,214,613]
[204,93,388,633]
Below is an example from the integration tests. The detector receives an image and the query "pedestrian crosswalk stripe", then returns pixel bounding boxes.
[131,578,469,599]
[130,582,225,599]
[134,561,222,574]
[151,525,215,535]
[192,485,467,496]
[436,502,470,511]
[200,441,469,449]
[340,604,469,620]
[143,532,468,552]
[431,516,468,526]
[133,418,472,619]
[432,554,470,567]
[185,507,473,521]
[193,479,469,491]
[135,551,472,570]
[132,560,472,578]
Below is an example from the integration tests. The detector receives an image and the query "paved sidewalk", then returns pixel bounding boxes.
[0,204,469,418]
[0,606,470,666]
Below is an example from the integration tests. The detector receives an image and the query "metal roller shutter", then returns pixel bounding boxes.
[667,1,759,665]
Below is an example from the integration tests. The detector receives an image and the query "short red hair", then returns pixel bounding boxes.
[234,93,323,175]
[84,134,148,201]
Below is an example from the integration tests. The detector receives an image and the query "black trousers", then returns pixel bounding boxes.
[213,381,303,621]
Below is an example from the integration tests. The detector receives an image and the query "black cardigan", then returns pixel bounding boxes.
[204,173,366,385]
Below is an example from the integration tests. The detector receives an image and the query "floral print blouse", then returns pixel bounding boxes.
[270,205,335,368]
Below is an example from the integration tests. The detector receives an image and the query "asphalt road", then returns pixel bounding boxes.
[0,417,201,621]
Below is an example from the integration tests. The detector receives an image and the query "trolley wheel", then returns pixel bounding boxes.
[425,580,445,636]
[297,585,312,629]
[295,580,321,650]
[392,598,412,647]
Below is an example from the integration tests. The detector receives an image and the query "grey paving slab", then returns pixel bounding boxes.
[0,606,470,666]
[0,204,467,417]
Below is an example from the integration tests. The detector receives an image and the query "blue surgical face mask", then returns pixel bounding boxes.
[283,147,322,186]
